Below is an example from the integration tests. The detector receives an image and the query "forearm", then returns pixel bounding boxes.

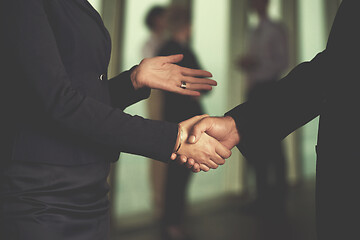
[108,66,151,110]
[226,51,331,156]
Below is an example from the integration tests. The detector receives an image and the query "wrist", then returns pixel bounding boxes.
[130,65,142,90]
[224,116,240,145]
[173,124,183,153]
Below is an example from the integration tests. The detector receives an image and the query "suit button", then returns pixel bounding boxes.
[99,74,105,81]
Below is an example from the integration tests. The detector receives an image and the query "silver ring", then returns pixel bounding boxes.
[180,81,187,89]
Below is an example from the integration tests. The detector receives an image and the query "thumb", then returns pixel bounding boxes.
[164,54,184,64]
[188,117,212,144]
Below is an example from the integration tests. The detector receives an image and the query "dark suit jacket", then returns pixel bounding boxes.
[157,40,204,123]
[0,0,178,167]
[226,1,360,239]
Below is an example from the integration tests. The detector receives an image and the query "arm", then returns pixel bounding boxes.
[187,51,332,165]
[227,0,356,156]
[108,66,151,110]
[184,0,357,170]
[1,0,178,162]
[2,0,227,168]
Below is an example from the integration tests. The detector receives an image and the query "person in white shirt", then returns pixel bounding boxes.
[240,0,288,90]
[238,0,289,214]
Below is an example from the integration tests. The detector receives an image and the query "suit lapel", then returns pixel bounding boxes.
[74,0,110,40]
[79,0,103,24]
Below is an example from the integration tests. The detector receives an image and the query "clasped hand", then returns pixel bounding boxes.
[172,115,240,173]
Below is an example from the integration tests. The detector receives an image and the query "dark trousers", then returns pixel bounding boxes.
[251,143,287,205]
[161,94,201,227]
[162,161,192,226]
[247,80,287,207]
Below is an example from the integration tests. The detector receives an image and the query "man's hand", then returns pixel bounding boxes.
[172,115,232,171]
[189,116,240,149]
[173,116,240,172]
[131,54,217,96]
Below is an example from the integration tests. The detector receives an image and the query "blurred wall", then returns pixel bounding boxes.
[298,0,326,179]
[115,0,171,223]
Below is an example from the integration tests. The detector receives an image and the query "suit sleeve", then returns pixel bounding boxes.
[2,0,178,163]
[225,0,357,157]
[108,66,152,110]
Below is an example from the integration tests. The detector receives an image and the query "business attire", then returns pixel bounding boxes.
[242,17,289,210]
[157,40,203,236]
[226,1,360,239]
[0,0,178,239]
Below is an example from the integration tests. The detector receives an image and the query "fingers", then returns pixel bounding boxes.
[173,87,201,97]
[181,67,212,78]
[211,154,225,166]
[183,76,217,86]
[188,118,213,144]
[177,155,187,164]
[215,143,232,159]
[180,82,213,92]
[171,153,177,160]
[185,158,195,168]
[206,159,219,169]
[182,157,219,170]
[171,80,213,96]
[173,156,204,173]
[200,164,210,172]
[191,163,201,173]
[162,54,184,64]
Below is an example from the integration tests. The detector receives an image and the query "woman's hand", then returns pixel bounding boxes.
[131,54,217,96]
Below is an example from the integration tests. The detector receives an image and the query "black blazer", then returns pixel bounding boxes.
[227,1,360,239]
[0,0,178,166]
[157,40,204,123]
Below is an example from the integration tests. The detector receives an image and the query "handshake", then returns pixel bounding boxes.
[171,115,241,173]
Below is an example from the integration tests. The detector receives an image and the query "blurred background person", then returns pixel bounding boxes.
[156,5,206,240]
[237,0,289,213]
[142,5,167,59]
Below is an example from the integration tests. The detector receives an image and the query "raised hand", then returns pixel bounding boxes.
[131,54,217,96]
[172,115,232,171]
